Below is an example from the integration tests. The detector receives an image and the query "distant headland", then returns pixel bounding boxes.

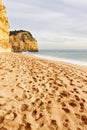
[9,30,38,52]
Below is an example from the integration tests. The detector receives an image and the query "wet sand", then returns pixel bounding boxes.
[0,52,87,130]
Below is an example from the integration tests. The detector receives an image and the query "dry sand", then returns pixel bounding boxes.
[0,52,87,130]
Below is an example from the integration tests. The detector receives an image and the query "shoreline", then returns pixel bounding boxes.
[22,52,87,70]
[22,52,87,67]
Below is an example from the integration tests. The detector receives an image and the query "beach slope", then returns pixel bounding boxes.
[0,52,87,130]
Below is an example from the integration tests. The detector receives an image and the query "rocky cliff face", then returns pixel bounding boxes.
[0,0,38,52]
[9,30,38,52]
[0,0,11,51]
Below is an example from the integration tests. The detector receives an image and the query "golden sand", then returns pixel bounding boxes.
[0,52,87,130]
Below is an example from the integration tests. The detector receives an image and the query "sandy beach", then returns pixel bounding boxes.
[0,52,87,130]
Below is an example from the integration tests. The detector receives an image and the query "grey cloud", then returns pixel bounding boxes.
[3,0,87,49]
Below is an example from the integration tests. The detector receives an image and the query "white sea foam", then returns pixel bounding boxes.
[22,52,87,66]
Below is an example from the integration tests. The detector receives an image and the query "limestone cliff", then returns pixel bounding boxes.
[9,30,38,52]
[0,0,38,52]
[0,0,11,51]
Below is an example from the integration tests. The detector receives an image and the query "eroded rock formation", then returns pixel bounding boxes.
[0,0,38,52]
[9,30,38,52]
[0,0,11,51]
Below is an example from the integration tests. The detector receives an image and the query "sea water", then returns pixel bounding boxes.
[22,50,87,66]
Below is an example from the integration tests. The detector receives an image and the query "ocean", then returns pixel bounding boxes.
[22,50,87,66]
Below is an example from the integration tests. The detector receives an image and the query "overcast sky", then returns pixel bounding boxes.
[3,0,87,50]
